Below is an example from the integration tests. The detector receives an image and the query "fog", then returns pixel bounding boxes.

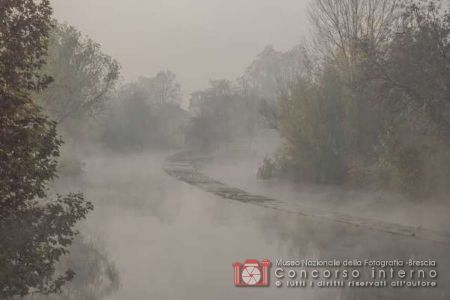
[44,0,450,298]
[51,0,310,98]
[4,0,450,299]
[57,150,450,300]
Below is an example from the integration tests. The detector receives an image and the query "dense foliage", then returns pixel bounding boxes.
[0,0,93,298]
[268,0,450,195]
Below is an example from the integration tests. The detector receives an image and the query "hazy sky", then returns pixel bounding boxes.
[51,0,310,97]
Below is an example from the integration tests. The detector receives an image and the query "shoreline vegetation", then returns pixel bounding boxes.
[164,151,450,245]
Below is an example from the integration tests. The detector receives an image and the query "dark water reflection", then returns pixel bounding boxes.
[78,152,449,300]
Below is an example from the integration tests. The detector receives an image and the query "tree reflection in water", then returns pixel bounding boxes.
[29,236,119,300]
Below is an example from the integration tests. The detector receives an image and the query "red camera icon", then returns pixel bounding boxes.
[232,259,271,287]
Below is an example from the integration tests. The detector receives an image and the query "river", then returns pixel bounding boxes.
[73,151,449,300]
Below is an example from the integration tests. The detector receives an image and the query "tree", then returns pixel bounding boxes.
[360,0,450,137]
[240,45,305,101]
[101,73,188,151]
[36,23,119,123]
[151,70,181,104]
[131,71,181,105]
[187,81,235,151]
[357,0,450,192]
[238,45,306,130]
[308,0,402,157]
[277,64,351,183]
[270,0,450,193]
[310,0,400,81]
[0,1,93,298]
[187,80,259,151]
[102,89,159,150]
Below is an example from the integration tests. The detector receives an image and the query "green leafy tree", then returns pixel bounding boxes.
[277,65,351,183]
[0,1,93,298]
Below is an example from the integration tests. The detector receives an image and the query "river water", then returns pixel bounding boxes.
[75,151,449,300]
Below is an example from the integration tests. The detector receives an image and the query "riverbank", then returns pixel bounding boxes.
[164,151,450,245]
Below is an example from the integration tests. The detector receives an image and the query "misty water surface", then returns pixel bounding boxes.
[69,151,450,300]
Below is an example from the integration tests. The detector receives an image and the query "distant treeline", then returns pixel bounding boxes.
[185,45,305,152]
[101,72,188,151]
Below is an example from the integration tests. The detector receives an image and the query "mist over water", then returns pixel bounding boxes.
[4,0,450,299]
[63,149,448,299]
[200,153,450,232]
